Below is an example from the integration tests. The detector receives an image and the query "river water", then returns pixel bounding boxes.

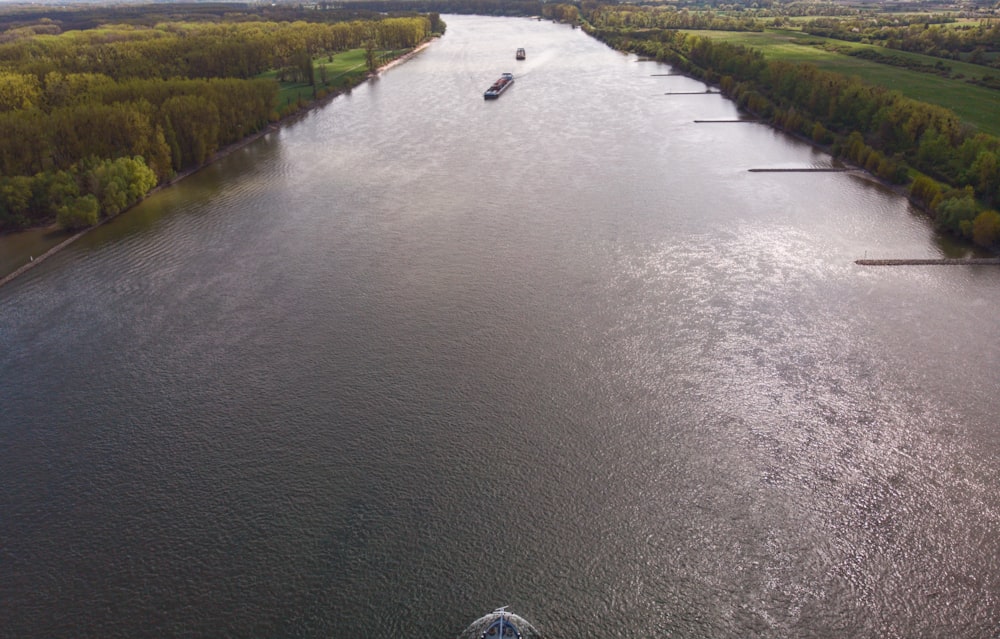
[2,15,998,639]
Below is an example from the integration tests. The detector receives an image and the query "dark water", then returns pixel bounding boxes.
[2,15,999,639]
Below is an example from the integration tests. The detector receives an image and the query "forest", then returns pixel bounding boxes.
[576,3,1000,248]
[0,5,437,232]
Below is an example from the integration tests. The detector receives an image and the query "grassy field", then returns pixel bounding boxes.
[694,29,1000,136]
[257,48,410,111]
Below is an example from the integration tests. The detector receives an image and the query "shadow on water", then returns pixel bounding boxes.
[0,226,73,278]
[1,128,285,283]
[931,229,994,258]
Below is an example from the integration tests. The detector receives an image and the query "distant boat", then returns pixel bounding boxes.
[516,48,526,60]
[483,72,514,99]
[480,607,523,638]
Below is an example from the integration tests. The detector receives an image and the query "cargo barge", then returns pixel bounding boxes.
[483,73,514,99]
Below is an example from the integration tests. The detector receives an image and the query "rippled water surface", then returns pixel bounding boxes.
[2,15,999,639]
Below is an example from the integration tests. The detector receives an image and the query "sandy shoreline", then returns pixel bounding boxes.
[0,39,435,289]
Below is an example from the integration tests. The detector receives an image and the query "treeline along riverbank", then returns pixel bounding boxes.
[575,3,1000,250]
[0,4,439,235]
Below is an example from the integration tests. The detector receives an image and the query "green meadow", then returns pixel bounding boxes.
[257,48,411,111]
[694,29,1000,136]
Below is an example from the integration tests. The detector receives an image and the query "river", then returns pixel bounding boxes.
[1,15,998,638]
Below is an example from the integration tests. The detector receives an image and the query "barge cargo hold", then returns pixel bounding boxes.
[483,73,514,99]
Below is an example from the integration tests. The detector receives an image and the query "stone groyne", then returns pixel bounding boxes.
[855,257,1000,266]
[749,168,852,173]
[0,230,86,288]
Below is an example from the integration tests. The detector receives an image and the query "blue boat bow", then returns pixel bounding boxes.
[480,607,522,639]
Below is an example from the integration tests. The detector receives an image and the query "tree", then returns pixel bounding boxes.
[32,169,79,218]
[0,175,33,229]
[971,151,999,205]
[971,210,1000,247]
[916,127,954,180]
[365,39,377,73]
[84,156,157,217]
[57,194,99,229]
[428,13,444,34]
[294,49,315,86]
[160,94,220,168]
[0,72,42,112]
[935,188,979,237]
[910,175,942,208]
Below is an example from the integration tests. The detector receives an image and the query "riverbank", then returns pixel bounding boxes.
[589,20,1000,256]
[686,68,998,257]
[0,40,435,289]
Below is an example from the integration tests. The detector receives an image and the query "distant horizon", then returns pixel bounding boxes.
[0,0,270,5]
